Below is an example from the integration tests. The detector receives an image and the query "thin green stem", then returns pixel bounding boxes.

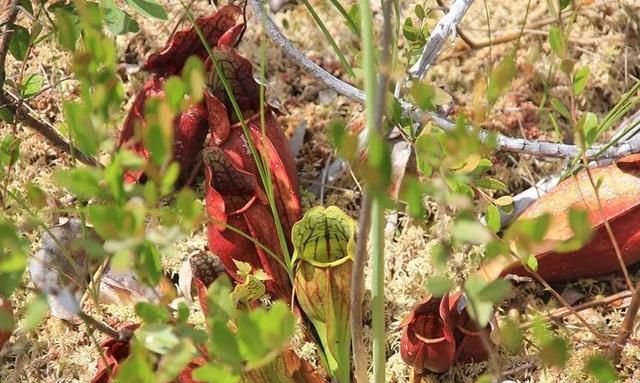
[326,0,358,34]
[356,0,389,380]
[370,199,386,383]
[300,0,355,78]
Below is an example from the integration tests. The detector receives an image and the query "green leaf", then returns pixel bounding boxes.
[64,101,98,155]
[156,339,197,383]
[403,18,421,42]
[548,26,566,58]
[164,77,186,112]
[550,97,571,119]
[21,73,43,98]
[580,112,598,147]
[573,67,590,96]
[430,242,449,270]
[499,318,523,354]
[414,4,425,19]
[559,0,571,10]
[409,82,438,111]
[53,9,80,51]
[236,301,295,369]
[181,57,205,102]
[9,25,30,60]
[1,134,21,167]
[515,214,551,242]
[475,375,494,383]
[135,323,179,354]
[330,120,357,162]
[487,53,516,105]
[0,107,14,123]
[135,302,170,323]
[176,302,190,324]
[585,355,619,383]
[209,320,243,369]
[137,241,162,286]
[206,276,236,323]
[486,204,501,233]
[55,167,104,199]
[114,340,155,383]
[0,223,27,296]
[539,336,569,367]
[560,58,574,74]
[475,177,508,192]
[452,219,492,244]
[192,364,240,383]
[100,0,139,35]
[525,254,538,271]
[125,0,167,19]
[25,183,48,209]
[484,239,508,259]
[426,276,453,297]
[463,276,494,327]
[494,195,513,207]
[23,294,49,330]
[19,0,34,15]
[161,162,180,195]
[415,125,443,175]
[0,306,14,331]
[104,156,125,202]
[402,176,425,218]
[477,279,511,303]
[555,207,593,252]
[176,188,203,228]
[143,99,173,167]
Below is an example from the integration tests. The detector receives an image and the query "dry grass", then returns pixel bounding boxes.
[2,0,640,382]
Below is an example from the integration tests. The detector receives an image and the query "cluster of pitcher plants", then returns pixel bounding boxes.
[3,0,640,382]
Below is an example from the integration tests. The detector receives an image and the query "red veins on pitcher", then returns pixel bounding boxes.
[202,46,301,301]
[117,6,244,183]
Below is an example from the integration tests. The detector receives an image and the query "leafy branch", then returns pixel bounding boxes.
[0,1,99,167]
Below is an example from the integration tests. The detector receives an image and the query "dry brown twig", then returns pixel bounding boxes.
[520,289,633,331]
[0,1,99,167]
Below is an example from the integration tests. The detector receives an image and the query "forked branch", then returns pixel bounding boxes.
[249,1,640,161]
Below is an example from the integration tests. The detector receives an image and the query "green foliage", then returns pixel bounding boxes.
[100,0,139,34]
[426,275,453,297]
[585,355,619,382]
[125,0,168,20]
[531,318,570,367]
[487,53,516,106]
[548,27,566,58]
[8,25,30,60]
[498,318,523,354]
[23,294,49,330]
[0,220,29,296]
[554,208,593,252]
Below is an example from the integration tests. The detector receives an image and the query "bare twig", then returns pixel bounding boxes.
[1,91,100,167]
[351,194,372,383]
[249,1,640,161]
[0,0,20,88]
[407,0,474,79]
[521,289,633,331]
[608,282,640,362]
